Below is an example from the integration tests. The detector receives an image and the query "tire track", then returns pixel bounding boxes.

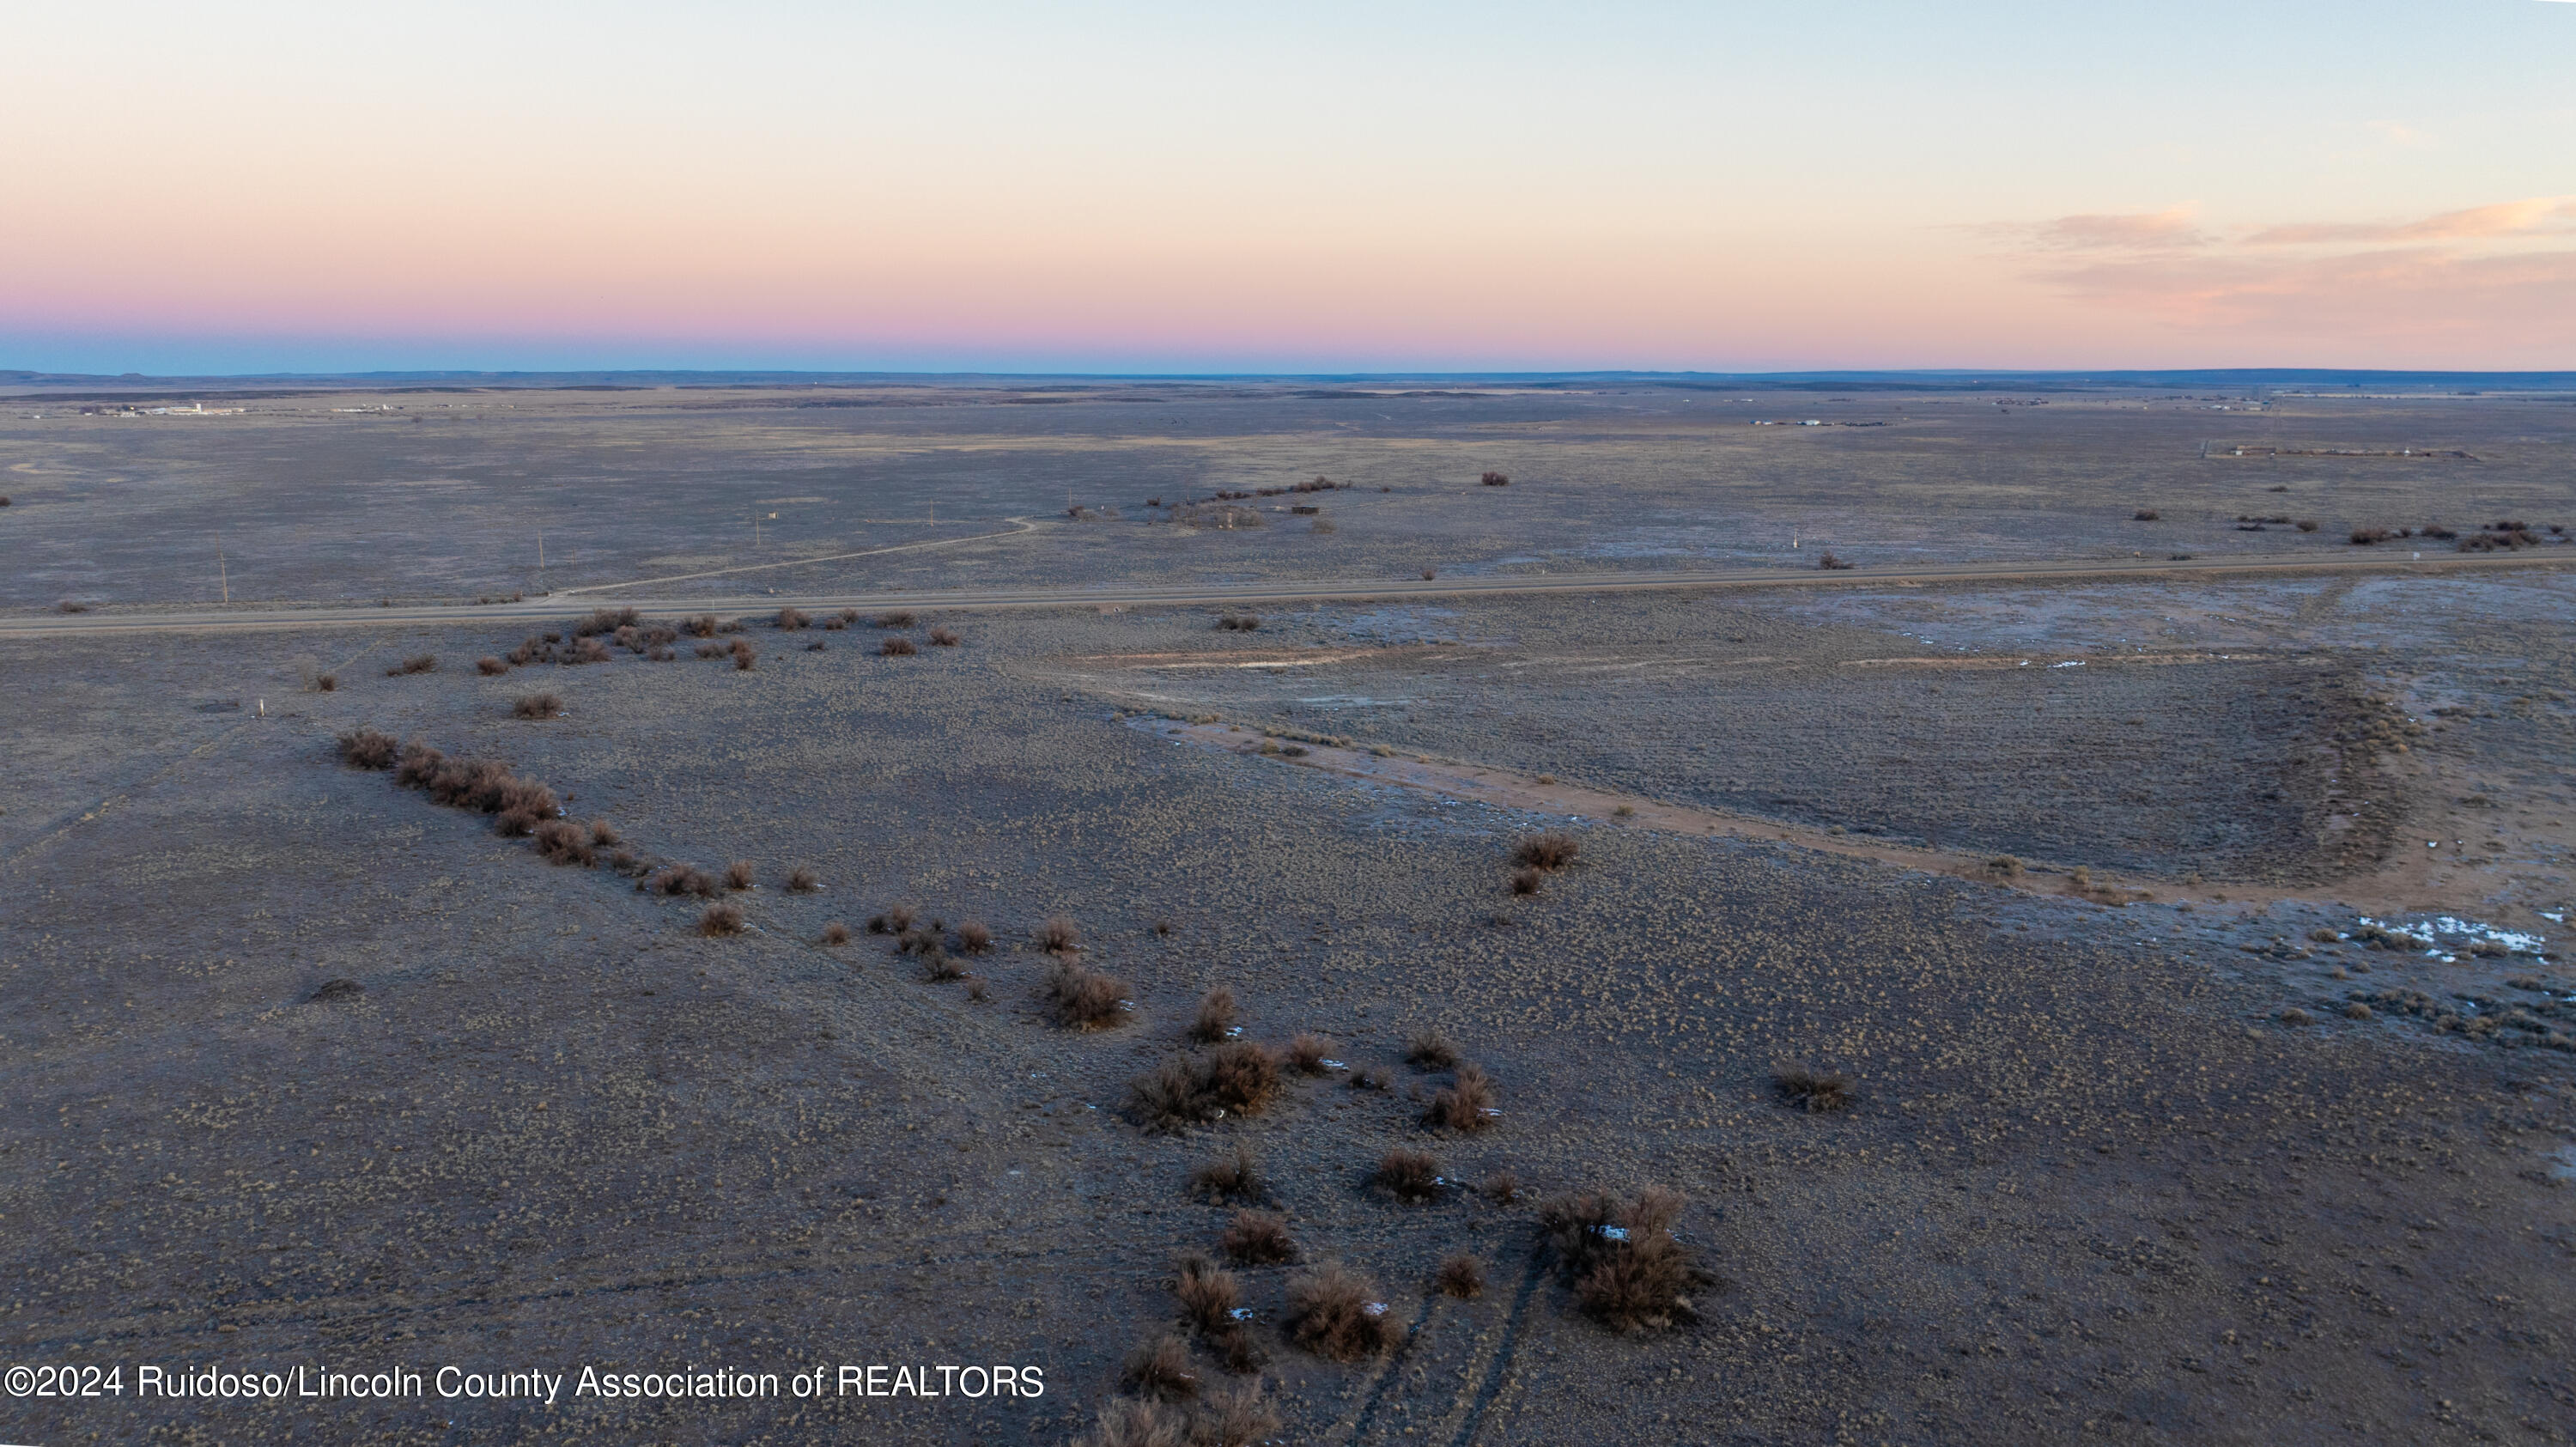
[1443,1241,1549,1447]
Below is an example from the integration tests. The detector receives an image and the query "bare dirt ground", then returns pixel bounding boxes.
[8,380,2573,611]
[3,384,2574,1447]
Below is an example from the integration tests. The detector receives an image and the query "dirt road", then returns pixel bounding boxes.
[3,546,2568,638]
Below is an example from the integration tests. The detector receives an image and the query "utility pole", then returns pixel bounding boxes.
[538,532,545,592]
[217,544,228,604]
[753,513,760,547]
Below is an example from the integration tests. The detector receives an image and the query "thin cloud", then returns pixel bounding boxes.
[1987,196,2576,348]
[2008,204,2207,252]
[2245,196,2576,245]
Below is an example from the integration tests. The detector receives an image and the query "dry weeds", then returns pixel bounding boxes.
[1282,1262,1394,1362]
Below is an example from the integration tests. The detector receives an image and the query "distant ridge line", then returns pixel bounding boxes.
[7,366,2575,399]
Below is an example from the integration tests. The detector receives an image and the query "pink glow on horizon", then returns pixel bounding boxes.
[5,2,2573,372]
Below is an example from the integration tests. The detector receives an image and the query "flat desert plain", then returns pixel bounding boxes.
[3,378,2574,1446]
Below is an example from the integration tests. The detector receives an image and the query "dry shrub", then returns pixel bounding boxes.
[1121,1335,1198,1403]
[822,921,852,946]
[1131,1043,1277,1130]
[315,673,337,691]
[1220,1208,1295,1265]
[723,860,756,891]
[1372,1148,1443,1204]
[876,610,917,628]
[837,608,860,626]
[698,901,745,936]
[1284,1032,1334,1074]
[337,728,399,769]
[1190,1146,1268,1204]
[1038,915,1082,953]
[920,949,967,982]
[1046,961,1131,1030]
[513,691,564,720]
[1190,1378,1280,1444]
[1282,1262,1394,1362]
[872,903,915,934]
[647,865,719,898]
[393,740,446,787]
[477,655,508,676]
[1190,987,1238,1043]
[694,640,725,660]
[881,635,918,656]
[786,865,821,893]
[1483,1170,1522,1204]
[1421,568,1436,580]
[1773,1062,1854,1113]
[386,654,437,676]
[589,819,621,847]
[574,605,638,637]
[957,919,993,953]
[1511,831,1580,870]
[1349,1066,1391,1092]
[1200,1041,1279,1116]
[1986,854,2024,879]
[1425,1063,1499,1133]
[532,818,596,866]
[1435,1254,1485,1299]
[730,638,756,671]
[1084,1397,1185,1447]
[1539,1186,1705,1332]
[775,606,809,630]
[1480,470,1510,486]
[1172,1252,1242,1335]
[2131,508,2160,521]
[1130,1057,1215,1133]
[1509,866,1543,896]
[568,636,613,665]
[1214,614,1262,632]
[927,626,960,646]
[492,802,546,837]
[1816,550,1856,570]
[1405,1029,1461,1071]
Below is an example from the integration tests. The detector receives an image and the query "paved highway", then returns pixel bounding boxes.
[3,547,2567,639]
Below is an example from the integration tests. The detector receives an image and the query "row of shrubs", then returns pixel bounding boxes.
[1192,477,1352,504]
[376,606,960,684]
[337,729,831,929]
[2352,520,2562,548]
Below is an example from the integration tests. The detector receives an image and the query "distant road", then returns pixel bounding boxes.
[4,548,2570,639]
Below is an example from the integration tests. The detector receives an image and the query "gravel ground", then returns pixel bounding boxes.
[5,582,2573,1445]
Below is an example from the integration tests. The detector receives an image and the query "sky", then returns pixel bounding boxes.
[3,0,2573,374]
